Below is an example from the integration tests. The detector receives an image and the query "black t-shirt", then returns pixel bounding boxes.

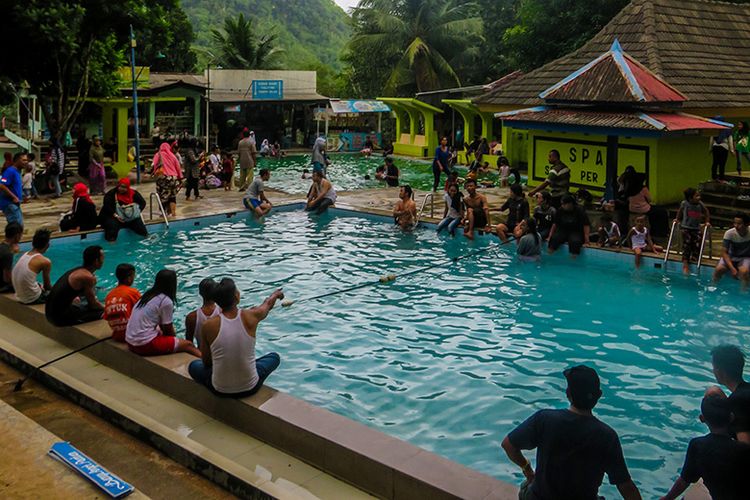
[554,206,590,233]
[729,381,750,436]
[680,433,750,500]
[385,164,399,187]
[0,242,13,288]
[508,409,631,500]
[500,197,530,228]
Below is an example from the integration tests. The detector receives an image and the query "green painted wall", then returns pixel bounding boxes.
[654,135,709,203]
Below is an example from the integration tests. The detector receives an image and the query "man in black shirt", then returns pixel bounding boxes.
[384,156,400,187]
[712,345,750,444]
[660,386,750,500]
[0,222,23,293]
[501,365,641,500]
[548,195,590,257]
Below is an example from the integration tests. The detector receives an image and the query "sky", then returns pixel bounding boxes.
[333,0,358,12]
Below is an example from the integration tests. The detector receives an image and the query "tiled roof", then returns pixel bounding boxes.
[540,40,686,104]
[475,0,750,108]
[148,72,206,90]
[496,106,731,132]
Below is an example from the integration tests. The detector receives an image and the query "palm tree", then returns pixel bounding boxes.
[348,0,482,94]
[211,14,283,70]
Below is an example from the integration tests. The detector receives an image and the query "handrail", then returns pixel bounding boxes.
[149,192,169,227]
[663,220,678,264]
[416,192,434,225]
[697,225,710,270]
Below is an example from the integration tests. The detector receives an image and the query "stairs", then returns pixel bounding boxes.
[696,180,750,229]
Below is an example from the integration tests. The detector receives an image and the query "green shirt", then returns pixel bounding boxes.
[734,130,750,153]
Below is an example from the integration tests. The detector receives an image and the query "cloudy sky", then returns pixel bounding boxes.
[333,0,358,12]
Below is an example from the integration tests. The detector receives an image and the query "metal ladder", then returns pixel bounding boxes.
[697,225,711,270]
[149,192,170,228]
[415,192,435,225]
[663,220,678,265]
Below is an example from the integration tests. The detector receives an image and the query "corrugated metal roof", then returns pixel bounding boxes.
[498,107,730,131]
[210,90,327,103]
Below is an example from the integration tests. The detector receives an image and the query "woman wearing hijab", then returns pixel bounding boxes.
[259,139,271,157]
[100,178,148,241]
[89,136,107,195]
[59,183,98,232]
[311,137,328,175]
[152,142,183,218]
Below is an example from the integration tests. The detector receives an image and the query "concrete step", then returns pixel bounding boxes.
[0,315,373,500]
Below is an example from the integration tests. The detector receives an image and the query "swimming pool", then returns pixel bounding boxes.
[34,206,749,498]
[256,154,500,193]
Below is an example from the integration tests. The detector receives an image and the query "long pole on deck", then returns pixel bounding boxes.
[129,25,142,184]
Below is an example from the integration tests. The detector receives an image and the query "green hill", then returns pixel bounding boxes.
[181,0,350,70]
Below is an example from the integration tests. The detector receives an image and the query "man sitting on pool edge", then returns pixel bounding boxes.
[501,365,641,500]
[243,168,272,217]
[306,170,337,214]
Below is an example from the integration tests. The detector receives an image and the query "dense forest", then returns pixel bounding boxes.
[181,0,350,70]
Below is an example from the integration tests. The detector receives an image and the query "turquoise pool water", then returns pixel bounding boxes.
[256,153,500,193]
[35,207,748,498]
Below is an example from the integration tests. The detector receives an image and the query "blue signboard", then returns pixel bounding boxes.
[251,80,284,100]
[49,442,134,498]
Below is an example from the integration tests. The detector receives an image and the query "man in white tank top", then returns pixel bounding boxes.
[185,278,219,346]
[12,228,52,304]
[188,278,282,397]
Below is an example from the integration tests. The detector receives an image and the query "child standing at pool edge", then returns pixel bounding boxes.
[675,187,710,275]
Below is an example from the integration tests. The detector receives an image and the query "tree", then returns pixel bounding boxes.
[132,0,198,72]
[346,0,483,96]
[211,14,283,69]
[502,0,628,72]
[0,0,197,142]
[0,0,135,142]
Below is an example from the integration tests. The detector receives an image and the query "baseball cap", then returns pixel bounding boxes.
[564,365,601,410]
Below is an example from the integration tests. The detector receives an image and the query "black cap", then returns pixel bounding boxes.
[564,365,601,410]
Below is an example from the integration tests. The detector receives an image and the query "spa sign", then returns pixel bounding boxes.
[532,136,649,192]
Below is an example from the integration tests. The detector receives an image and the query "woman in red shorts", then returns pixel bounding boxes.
[125,269,201,357]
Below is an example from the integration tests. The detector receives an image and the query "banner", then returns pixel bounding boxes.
[329,100,391,114]
[532,136,649,192]
[334,132,382,152]
[251,80,283,100]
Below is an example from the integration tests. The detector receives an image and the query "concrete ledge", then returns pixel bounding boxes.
[0,295,516,500]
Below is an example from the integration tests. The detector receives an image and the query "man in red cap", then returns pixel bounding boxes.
[501,365,641,500]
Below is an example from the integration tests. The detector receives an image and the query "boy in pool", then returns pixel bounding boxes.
[393,185,417,229]
[659,387,750,500]
[625,215,662,268]
[597,214,621,247]
[301,168,312,179]
[463,179,490,240]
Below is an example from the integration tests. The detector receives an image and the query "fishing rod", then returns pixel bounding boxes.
[281,236,516,308]
[13,335,113,392]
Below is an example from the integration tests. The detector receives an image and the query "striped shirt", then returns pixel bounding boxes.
[722,227,750,258]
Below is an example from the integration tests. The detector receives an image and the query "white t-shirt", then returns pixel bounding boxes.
[209,153,220,172]
[125,294,174,346]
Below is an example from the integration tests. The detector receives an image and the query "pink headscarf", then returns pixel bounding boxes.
[152,142,182,177]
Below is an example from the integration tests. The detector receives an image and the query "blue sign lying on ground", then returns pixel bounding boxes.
[251,80,283,100]
[49,442,134,498]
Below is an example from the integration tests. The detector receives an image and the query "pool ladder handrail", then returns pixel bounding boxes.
[697,224,711,270]
[149,192,170,228]
[416,192,435,225]
[663,220,678,265]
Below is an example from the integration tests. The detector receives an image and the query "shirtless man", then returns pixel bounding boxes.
[393,185,417,229]
[306,170,337,214]
[463,179,490,240]
[45,245,105,326]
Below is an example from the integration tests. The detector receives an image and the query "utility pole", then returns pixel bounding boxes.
[129,24,142,184]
